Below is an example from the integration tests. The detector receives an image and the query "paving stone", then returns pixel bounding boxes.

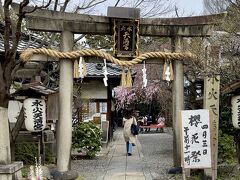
[104,175,125,180]
[71,128,175,180]
[126,175,145,180]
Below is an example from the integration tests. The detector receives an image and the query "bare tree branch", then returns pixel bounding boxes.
[74,34,85,43]
[12,0,30,52]
[203,0,229,14]
[140,0,174,17]
[114,0,121,7]
[11,106,24,142]
[9,0,52,50]
[135,0,144,8]
[54,0,59,11]
[23,0,52,15]
[61,0,70,12]
[76,0,106,11]
[3,0,12,58]
[0,1,4,20]
[175,5,179,17]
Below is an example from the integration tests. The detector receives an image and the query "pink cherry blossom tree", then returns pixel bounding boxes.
[114,64,172,122]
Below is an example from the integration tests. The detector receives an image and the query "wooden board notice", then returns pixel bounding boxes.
[101,121,109,143]
[181,109,212,169]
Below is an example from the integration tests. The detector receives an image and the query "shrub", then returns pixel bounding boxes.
[15,142,54,165]
[15,142,38,164]
[218,130,236,164]
[72,121,102,158]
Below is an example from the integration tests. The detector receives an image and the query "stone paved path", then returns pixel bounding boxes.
[96,130,149,180]
[72,128,175,180]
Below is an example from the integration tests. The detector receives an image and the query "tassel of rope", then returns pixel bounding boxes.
[125,68,132,87]
[73,59,79,78]
[73,57,87,79]
[120,68,127,87]
[169,60,174,81]
[162,60,167,80]
[162,60,174,81]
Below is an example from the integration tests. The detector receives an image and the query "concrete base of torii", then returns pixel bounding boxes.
[51,170,78,180]
[0,107,23,180]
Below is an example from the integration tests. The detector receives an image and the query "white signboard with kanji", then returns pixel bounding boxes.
[181,109,212,169]
[231,95,240,129]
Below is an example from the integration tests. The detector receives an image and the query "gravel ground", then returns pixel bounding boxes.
[72,158,108,180]
[138,131,182,180]
[71,148,113,180]
[71,129,182,180]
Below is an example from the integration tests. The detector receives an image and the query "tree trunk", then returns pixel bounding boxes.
[10,128,15,161]
[0,63,9,108]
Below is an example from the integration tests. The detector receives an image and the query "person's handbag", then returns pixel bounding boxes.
[131,118,139,135]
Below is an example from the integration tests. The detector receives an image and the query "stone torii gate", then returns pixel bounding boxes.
[11,3,225,179]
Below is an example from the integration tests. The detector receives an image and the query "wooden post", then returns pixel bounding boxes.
[203,75,220,179]
[204,46,221,179]
[56,31,74,172]
[182,168,187,180]
[171,36,184,167]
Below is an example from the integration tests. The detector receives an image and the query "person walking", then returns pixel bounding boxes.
[156,115,165,132]
[123,108,137,156]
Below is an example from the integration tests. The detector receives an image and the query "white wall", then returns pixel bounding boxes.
[81,80,107,99]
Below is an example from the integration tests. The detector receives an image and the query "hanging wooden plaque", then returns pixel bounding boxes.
[113,19,139,58]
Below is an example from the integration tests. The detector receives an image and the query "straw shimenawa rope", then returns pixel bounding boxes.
[20,48,196,67]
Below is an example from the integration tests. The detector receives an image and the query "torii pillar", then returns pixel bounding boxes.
[54,31,78,179]
[171,36,184,167]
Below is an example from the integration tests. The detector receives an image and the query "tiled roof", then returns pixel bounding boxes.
[221,80,240,94]
[86,63,122,77]
[11,82,57,97]
[0,38,44,52]
[0,31,54,52]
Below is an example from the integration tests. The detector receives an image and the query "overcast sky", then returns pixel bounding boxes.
[93,0,204,17]
[175,0,204,16]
